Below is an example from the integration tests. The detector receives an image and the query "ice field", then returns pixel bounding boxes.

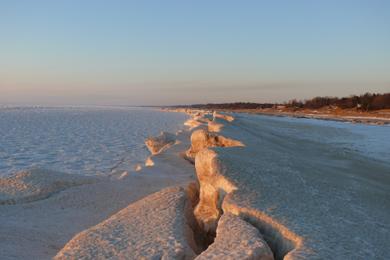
[0,107,187,176]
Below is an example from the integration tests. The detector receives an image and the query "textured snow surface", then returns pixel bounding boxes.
[248,114,390,163]
[145,131,177,155]
[0,128,195,259]
[0,107,187,176]
[55,186,196,260]
[0,168,98,204]
[196,213,273,260]
[205,113,390,259]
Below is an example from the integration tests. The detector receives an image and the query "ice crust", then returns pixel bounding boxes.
[2,108,389,259]
[196,213,274,260]
[0,168,98,204]
[55,187,197,260]
[145,131,177,155]
[0,107,187,176]
[0,108,193,259]
[194,112,390,259]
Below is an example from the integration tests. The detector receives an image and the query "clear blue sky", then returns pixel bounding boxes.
[1,0,389,105]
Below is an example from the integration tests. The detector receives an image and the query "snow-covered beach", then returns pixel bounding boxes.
[192,113,390,259]
[0,107,193,259]
[1,109,389,259]
[3,1,389,258]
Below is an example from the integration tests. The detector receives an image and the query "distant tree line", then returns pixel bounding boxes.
[185,102,274,110]
[286,93,390,111]
[176,93,390,111]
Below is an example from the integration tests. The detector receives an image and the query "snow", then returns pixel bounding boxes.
[0,125,195,259]
[145,131,177,155]
[186,128,244,161]
[1,108,389,259]
[55,187,197,260]
[242,114,390,163]
[196,213,273,260]
[0,168,98,204]
[0,107,187,176]
[194,113,390,259]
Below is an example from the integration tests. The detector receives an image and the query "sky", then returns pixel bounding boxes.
[1,0,389,106]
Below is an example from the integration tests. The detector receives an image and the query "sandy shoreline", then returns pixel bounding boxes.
[241,110,390,125]
[226,108,390,125]
[167,107,390,125]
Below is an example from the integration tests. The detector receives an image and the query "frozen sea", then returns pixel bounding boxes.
[0,107,187,176]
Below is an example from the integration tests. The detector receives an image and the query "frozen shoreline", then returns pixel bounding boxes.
[0,121,195,259]
[186,110,390,259]
[0,107,188,176]
[1,110,389,259]
[217,108,390,125]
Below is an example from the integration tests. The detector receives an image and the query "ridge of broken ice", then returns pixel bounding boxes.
[193,112,390,259]
[9,109,389,259]
[54,187,197,260]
